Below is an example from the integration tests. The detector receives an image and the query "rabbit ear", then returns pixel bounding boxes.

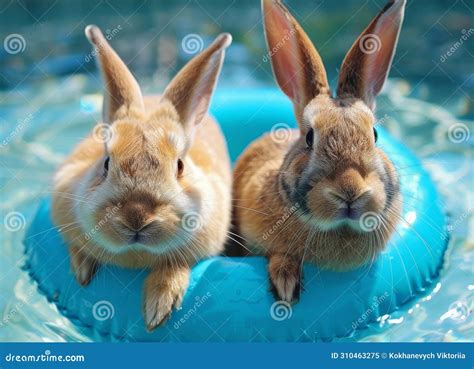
[336,0,406,109]
[262,0,330,124]
[85,25,144,123]
[162,33,232,133]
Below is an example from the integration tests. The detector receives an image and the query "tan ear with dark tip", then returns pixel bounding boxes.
[85,25,144,123]
[262,0,330,126]
[336,0,406,110]
[162,33,232,135]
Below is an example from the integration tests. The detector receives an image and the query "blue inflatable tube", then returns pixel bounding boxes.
[23,89,448,342]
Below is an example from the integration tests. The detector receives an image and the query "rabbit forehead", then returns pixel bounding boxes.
[108,118,186,160]
[303,96,374,131]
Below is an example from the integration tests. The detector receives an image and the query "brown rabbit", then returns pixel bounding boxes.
[52,26,232,330]
[233,0,405,302]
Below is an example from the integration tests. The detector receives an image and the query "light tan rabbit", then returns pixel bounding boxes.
[52,25,232,330]
[233,0,405,302]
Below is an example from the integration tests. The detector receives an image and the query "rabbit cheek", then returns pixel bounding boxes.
[89,169,106,189]
[280,149,312,200]
[364,172,386,214]
[305,180,339,222]
[88,202,129,247]
[99,220,127,246]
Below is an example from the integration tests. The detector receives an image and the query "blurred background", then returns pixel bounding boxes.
[1,0,473,111]
[0,0,472,342]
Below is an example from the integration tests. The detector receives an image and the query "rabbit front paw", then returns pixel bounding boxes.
[70,246,100,286]
[143,266,190,331]
[268,254,302,303]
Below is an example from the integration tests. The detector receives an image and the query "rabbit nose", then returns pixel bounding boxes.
[326,188,372,205]
[121,201,152,232]
[349,188,373,205]
[341,202,355,219]
[120,221,148,233]
[342,188,358,202]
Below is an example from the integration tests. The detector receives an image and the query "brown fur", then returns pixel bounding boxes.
[262,0,330,121]
[337,0,406,109]
[52,26,232,330]
[233,0,405,302]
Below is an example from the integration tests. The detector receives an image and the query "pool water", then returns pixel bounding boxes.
[0,0,473,342]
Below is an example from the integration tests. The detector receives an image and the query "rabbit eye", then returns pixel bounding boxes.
[177,159,184,177]
[104,157,110,174]
[373,127,378,143]
[305,128,314,148]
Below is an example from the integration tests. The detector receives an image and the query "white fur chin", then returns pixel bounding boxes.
[89,229,194,256]
[304,214,363,232]
[120,243,174,255]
